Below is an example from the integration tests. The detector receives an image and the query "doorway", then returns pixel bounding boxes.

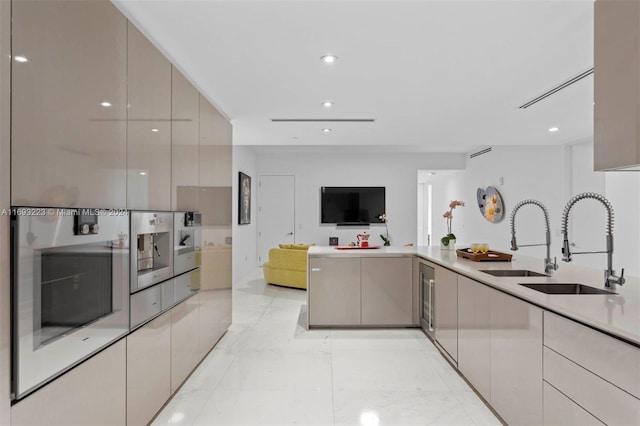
[417,171,433,246]
[257,175,295,264]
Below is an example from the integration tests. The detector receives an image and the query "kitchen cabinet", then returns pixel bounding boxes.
[198,289,232,359]
[543,311,640,425]
[594,0,640,171]
[171,66,200,211]
[361,257,413,325]
[171,295,200,393]
[127,22,172,210]
[458,274,543,424]
[434,265,458,362]
[11,0,127,208]
[543,382,604,426]
[308,257,361,326]
[11,340,126,426]
[457,275,491,401]
[126,311,171,426]
[490,289,543,426]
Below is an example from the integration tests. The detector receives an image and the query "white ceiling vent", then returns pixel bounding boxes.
[518,67,593,109]
[270,118,375,123]
[469,147,492,159]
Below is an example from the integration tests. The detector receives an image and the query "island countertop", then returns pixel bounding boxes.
[308,245,640,346]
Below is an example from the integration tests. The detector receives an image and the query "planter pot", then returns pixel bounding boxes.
[441,239,456,251]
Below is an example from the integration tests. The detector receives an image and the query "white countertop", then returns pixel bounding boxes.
[309,245,640,346]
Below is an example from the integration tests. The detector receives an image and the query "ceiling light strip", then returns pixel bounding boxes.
[518,68,594,109]
[271,119,375,123]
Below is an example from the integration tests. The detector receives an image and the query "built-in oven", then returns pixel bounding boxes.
[174,211,201,276]
[419,262,435,339]
[130,211,173,293]
[11,207,130,400]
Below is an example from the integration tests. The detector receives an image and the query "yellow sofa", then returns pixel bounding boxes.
[262,244,313,289]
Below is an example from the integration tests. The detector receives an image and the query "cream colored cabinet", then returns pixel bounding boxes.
[171,67,200,211]
[361,257,413,325]
[543,382,604,426]
[594,0,640,171]
[11,0,127,208]
[11,340,126,426]
[171,296,200,393]
[457,275,491,401]
[127,22,171,210]
[198,289,232,359]
[126,311,171,426]
[308,257,361,326]
[434,265,458,362]
[543,312,640,425]
[490,289,543,426]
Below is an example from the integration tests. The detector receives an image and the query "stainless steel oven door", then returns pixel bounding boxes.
[11,208,129,400]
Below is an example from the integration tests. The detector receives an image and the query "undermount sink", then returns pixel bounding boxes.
[480,269,549,277]
[519,283,617,295]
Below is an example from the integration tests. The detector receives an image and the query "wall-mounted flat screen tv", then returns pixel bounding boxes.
[321,187,385,225]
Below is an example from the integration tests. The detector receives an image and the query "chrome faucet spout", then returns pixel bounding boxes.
[510,199,557,274]
[560,192,625,288]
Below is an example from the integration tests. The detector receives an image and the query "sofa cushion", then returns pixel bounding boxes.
[267,248,307,271]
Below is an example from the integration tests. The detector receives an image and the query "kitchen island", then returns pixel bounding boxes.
[307,245,640,426]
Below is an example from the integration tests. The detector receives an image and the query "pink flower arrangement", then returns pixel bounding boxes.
[442,200,465,246]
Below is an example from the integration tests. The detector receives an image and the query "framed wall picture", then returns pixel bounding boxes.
[238,172,251,225]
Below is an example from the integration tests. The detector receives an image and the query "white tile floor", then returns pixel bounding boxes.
[153,269,501,426]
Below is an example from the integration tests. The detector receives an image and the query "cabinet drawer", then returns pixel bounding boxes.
[131,285,162,328]
[543,381,604,426]
[544,311,640,399]
[544,347,640,425]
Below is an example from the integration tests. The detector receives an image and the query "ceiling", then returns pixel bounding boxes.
[114,0,594,153]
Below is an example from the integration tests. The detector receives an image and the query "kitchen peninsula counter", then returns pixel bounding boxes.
[308,245,640,346]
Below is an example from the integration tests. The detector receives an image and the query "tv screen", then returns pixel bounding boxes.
[321,187,385,224]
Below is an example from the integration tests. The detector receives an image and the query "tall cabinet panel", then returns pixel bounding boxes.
[11,0,127,208]
[127,22,171,210]
[197,95,232,356]
[171,66,200,211]
[457,276,491,401]
[434,265,458,363]
[490,290,543,425]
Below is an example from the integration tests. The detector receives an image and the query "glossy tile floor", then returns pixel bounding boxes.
[153,269,501,426]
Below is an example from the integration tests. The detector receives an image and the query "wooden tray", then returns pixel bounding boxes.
[334,245,381,250]
[456,248,512,262]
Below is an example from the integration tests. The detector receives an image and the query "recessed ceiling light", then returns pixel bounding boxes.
[100,101,112,108]
[549,127,559,132]
[321,55,338,64]
[14,55,28,63]
[322,128,332,133]
[151,128,159,132]
[428,172,435,176]
[139,171,147,176]
[322,101,334,108]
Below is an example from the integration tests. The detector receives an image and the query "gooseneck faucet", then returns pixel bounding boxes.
[510,199,558,274]
[561,192,625,288]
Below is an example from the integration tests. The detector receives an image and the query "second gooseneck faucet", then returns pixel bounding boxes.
[510,199,558,275]
[561,192,625,288]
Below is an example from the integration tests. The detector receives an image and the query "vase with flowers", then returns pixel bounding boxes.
[441,200,464,250]
[377,213,390,246]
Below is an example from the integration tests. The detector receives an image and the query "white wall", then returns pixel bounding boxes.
[232,145,258,283]
[256,151,465,250]
[428,142,640,277]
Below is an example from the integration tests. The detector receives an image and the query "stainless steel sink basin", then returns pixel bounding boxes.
[480,269,549,277]
[519,283,617,295]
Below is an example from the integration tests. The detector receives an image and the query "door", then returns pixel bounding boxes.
[258,175,295,264]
